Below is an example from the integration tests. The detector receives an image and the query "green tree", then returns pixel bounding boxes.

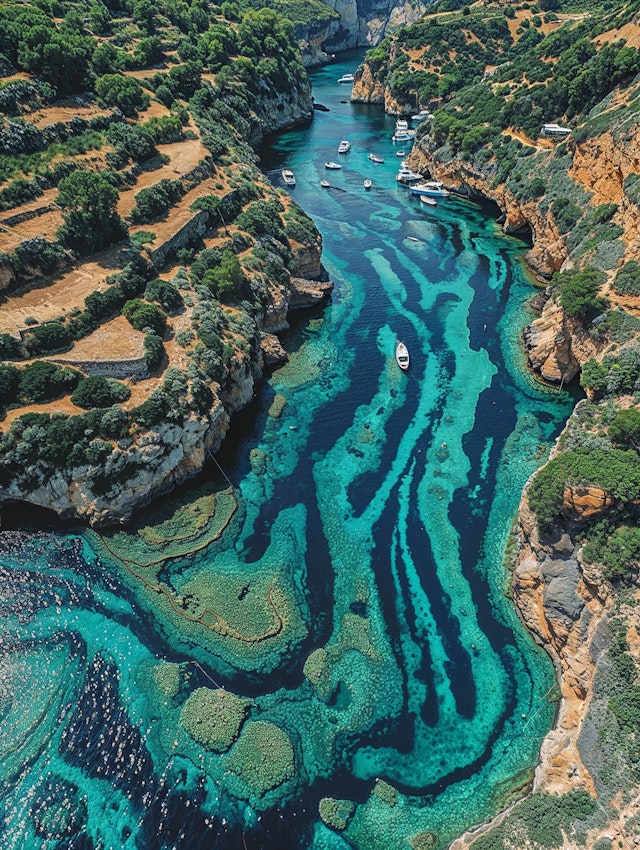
[122,299,167,336]
[71,376,131,409]
[609,409,640,447]
[95,73,150,116]
[57,171,125,255]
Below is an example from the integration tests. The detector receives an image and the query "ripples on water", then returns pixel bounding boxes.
[0,52,574,850]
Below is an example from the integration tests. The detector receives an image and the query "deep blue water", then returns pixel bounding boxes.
[0,52,574,850]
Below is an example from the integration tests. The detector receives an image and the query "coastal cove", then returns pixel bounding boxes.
[0,52,577,850]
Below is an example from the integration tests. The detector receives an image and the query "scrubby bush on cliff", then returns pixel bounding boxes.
[608,408,640,448]
[71,376,131,409]
[105,124,157,168]
[613,260,640,296]
[582,519,640,581]
[236,199,284,239]
[580,349,640,398]
[552,266,608,321]
[528,447,640,531]
[201,249,245,302]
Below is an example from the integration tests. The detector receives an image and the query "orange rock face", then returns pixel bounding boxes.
[562,483,616,521]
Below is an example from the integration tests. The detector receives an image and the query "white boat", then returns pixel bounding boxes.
[281,169,296,186]
[368,153,384,163]
[410,181,450,197]
[338,140,351,153]
[396,167,422,183]
[395,119,409,132]
[325,161,342,170]
[420,195,437,206]
[321,180,330,188]
[364,178,372,190]
[338,74,355,84]
[412,110,432,122]
[396,341,409,371]
[396,150,405,157]
[392,130,415,143]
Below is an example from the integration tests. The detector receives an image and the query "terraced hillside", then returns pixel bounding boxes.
[0,0,331,524]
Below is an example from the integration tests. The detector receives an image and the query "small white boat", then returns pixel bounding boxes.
[396,341,409,371]
[325,161,342,170]
[396,167,422,183]
[395,119,409,132]
[338,74,355,84]
[368,153,384,163]
[321,180,330,188]
[364,179,372,190]
[281,169,296,186]
[412,110,432,122]
[420,195,437,206]
[396,150,405,157]
[410,181,450,197]
[338,140,351,153]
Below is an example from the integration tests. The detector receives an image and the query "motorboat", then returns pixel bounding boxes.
[412,109,432,122]
[395,341,409,371]
[410,181,450,197]
[395,119,409,132]
[364,178,372,190]
[338,140,351,153]
[392,129,415,143]
[281,169,296,186]
[396,167,422,183]
[325,161,342,169]
[368,153,384,163]
[420,195,437,206]
[396,150,405,157]
[338,74,355,83]
[321,180,330,188]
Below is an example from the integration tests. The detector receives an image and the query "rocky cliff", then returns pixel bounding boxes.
[295,0,428,66]
[0,250,332,527]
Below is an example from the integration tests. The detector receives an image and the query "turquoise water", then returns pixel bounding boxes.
[0,53,574,850]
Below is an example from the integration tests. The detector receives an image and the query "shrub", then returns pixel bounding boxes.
[71,376,130,409]
[57,171,125,255]
[609,409,640,447]
[18,361,81,403]
[143,331,165,370]
[613,261,640,296]
[95,74,150,116]
[145,278,183,314]
[0,364,21,407]
[201,249,245,301]
[130,179,182,224]
[24,321,71,355]
[122,299,167,336]
[553,266,608,321]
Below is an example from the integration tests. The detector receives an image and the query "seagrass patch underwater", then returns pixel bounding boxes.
[0,54,575,850]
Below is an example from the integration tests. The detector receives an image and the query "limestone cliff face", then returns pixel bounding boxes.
[296,0,427,65]
[351,43,415,113]
[522,294,599,384]
[511,495,609,797]
[0,248,332,527]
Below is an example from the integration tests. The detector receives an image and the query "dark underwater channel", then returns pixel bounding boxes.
[0,52,575,850]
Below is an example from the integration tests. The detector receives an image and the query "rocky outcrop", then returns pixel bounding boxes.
[522,293,600,384]
[295,0,428,65]
[511,503,607,798]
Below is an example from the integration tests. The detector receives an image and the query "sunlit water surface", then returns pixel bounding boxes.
[0,52,574,850]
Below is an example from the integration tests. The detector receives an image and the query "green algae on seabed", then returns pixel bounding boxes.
[180,687,251,752]
[223,720,296,804]
[319,798,355,830]
[95,483,237,571]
